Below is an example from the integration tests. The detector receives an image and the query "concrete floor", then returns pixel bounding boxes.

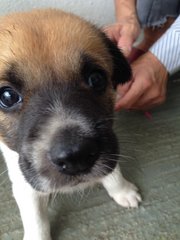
[0,77,180,240]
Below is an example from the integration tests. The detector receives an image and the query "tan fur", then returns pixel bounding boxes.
[0,9,113,86]
[0,9,115,147]
[0,11,141,240]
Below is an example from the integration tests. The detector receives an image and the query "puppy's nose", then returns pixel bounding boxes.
[49,134,99,175]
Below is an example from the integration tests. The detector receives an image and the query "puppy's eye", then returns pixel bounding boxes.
[0,87,22,109]
[87,72,107,92]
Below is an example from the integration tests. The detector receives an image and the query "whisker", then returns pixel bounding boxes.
[51,188,59,204]
[96,161,115,172]
[106,158,129,163]
[103,165,115,171]
[0,178,9,187]
[0,169,8,177]
[109,153,136,160]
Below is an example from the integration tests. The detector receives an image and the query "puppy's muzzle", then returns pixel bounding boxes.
[49,127,99,175]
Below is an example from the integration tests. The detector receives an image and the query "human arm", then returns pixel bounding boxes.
[115,51,168,110]
[115,16,180,111]
[104,0,141,57]
[150,15,180,74]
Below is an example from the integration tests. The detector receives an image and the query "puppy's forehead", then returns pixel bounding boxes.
[0,9,112,87]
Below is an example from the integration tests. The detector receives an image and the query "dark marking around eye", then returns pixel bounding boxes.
[81,54,106,76]
[4,63,24,90]
[81,54,108,92]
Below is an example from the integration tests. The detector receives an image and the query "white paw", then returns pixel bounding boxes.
[112,182,142,208]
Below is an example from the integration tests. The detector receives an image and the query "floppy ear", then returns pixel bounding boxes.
[102,33,132,88]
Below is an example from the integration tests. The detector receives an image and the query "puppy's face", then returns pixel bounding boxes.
[0,9,131,192]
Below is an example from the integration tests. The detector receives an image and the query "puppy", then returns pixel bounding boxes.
[0,9,141,240]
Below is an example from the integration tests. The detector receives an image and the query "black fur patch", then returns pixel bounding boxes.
[101,32,132,87]
[17,82,119,191]
[80,54,109,93]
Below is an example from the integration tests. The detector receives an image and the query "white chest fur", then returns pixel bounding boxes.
[0,141,141,240]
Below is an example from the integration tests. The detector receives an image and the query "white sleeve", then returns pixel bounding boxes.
[150,15,180,74]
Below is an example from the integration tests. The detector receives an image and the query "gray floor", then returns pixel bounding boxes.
[0,78,180,240]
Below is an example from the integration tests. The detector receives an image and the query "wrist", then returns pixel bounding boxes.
[145,51,168,78]
[115,0,137,21]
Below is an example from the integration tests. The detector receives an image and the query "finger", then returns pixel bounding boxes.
[131,90,166,110]
[137,95,166,110]
[117,34,134,57]
[134,100,161,111]
[116,81,133,101]
[130,74,168,110]
[133,83,166,109]
[103,25,120,44]
[104,29,117,43]
[132,89,158,108]
[115,79,145,111]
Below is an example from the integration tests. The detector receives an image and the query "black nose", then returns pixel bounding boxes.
[49,131,100,175]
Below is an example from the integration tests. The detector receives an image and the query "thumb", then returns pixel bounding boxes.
[117,35,134,57]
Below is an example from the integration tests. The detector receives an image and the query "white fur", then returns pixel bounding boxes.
[0,142,51,240]
[101,165,142,208]
[1,141,141,240]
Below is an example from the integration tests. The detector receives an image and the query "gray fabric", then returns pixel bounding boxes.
[136,0,180,27]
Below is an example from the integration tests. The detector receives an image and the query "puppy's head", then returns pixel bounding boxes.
[0,9,131,192]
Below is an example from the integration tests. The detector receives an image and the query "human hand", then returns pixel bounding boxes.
[104,15,141,57]
[115,51,168,111]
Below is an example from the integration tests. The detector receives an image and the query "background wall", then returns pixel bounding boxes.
[0,0,115,27]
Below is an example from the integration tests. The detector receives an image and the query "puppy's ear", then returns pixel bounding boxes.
[102,33,132,88]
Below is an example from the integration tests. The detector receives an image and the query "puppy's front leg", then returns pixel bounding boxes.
[0,142,51,240]
[101,165,142,208]
[12,183,51,240]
